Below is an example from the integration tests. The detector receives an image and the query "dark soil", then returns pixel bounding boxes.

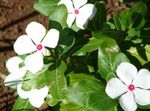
[0,0,48,74]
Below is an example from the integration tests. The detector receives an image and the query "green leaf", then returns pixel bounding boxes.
[88,1,106,31]
[22,61,67,105]
[129,2,147,29]
[47,61,67,102]
[49,4,68,29]
[73,37,103,55]
[60,103,117,111]
[139,104,150,110]
[98,37,129,81]
[22,65,50,90]
[113,2,147,30]
[34,0,59,16]
[127,28,140,38]
[46,94,58,106]
[113,15,122,30]
[73,32,108,55]
[141,28,150,44]
[12,97,34,111]
[59,35,75,55]
[62,79,117,111]
[127,45,150,65]
[69,73,97,85]
[89,0,102,3]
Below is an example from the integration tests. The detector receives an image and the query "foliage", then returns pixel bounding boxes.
[4,0,150,111]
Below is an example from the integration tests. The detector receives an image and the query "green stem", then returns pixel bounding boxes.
[0,79,30,87]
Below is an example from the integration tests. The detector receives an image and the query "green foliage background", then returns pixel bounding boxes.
[12,0,150,111]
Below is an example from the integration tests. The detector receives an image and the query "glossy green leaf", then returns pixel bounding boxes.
[141,28,150,44]
[129,2,147,29]
[89,0,102,3]
[73,38,103,55]
[60,103,117,111]
[22,61,67,104]
[113,14,122,30]
[34,0,59,16]
[73,32,108,55]
[49,4,68,29]
[22,65,50,90]
[128,45,150,65]
[63,79,117,111]
[88,1,106,30]
[113,2,147,30]
[69,73,97,85]
[12,97,34,111]
[46,94,58,106]
[47,61,67,102]
[98,37,129,81]
[59,35,75,55]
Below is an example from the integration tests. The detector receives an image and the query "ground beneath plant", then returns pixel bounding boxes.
[0,0,48,74]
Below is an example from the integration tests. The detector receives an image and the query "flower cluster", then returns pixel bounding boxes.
[5,22,59,108]
[4,0,97,108]
[5,0,96,107]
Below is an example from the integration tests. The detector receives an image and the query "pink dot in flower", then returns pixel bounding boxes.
[37,44,43,51]
[128,84,135,91]
[74,9,79,14]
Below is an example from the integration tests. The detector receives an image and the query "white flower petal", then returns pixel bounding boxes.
[29,86,49,108]
[29,96,44,108]
[134,88,150,105]
[119,92,137,111]
[5,67,26,82]
[133,69,150,89]
[76,4,97,29]
[6,56,23,73]
[105,78,127,99]
[14,35,36,55]
[4,73,21,88]
[25,52,43,74]
[42,29,59,48]
[26,22,46,45]
[116,62,138,86]
[67,13,76,27]
[58,0,74,13]
[5,61,27,88]
[17,84,31,99]
[73,0,87,9]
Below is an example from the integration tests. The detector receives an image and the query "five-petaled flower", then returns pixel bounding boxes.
[4,56,49,108]
[14,21,59,74]
[4,57,27,88]
[59,0,97,29]
[106,62,150,111]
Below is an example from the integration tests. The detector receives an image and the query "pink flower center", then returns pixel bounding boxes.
[74,9,79,14]
[37,44,43,51]
[128,84,135,91]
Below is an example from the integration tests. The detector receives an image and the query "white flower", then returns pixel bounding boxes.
[4,57,27,88]
[105,62,150,111]
[59,0,97,29]
[17,84,49,108]
[14,21,59,74]
[4,57,49,108]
